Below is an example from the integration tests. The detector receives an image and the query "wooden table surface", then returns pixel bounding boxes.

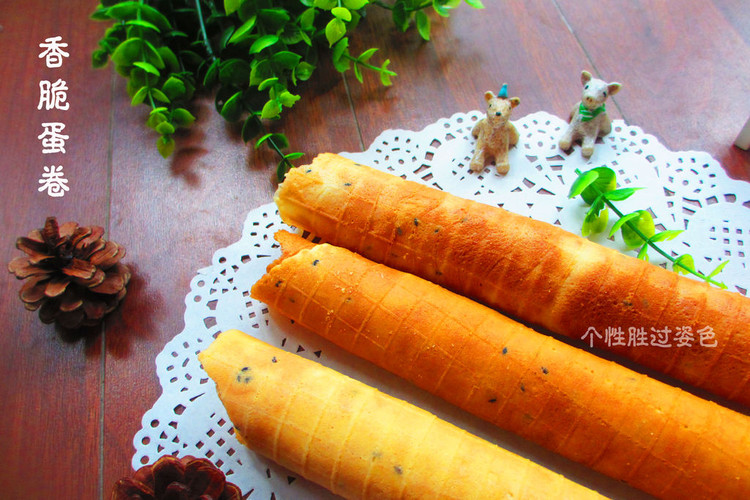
[1,1,748,498]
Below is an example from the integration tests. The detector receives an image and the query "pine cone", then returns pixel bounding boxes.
[8,216,131,330]
[112,455,242,500]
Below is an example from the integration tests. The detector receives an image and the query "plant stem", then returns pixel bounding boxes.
[194,0,215,61]
[574,169,725,288]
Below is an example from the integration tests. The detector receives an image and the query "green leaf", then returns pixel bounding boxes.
[125,19,160,32]
[294,61,315,82]
[392,2,409,31]
[284,151,305,161]
[278,91,301,108]
[158,46,179,72]
[256,132,289,150]
[344,0,369,8]
[146,112,167,130]
[172,108,196,127]
[150,88,170,103]
[261,99,282,119]
[111,37,143,67]
[568,169,599,199]
[228,15,257,45]
[203,59,220,87]
[582,207,608,237]
[415,10,431,40]
[603,187,641,202]
[219,58,251,87]
[326,18,347,46]
[138,4,172,31]
[130,86,149,106]
[708,259,730,279]
[250,34,279,54]
[464,0,485,7]
[673,254,695,275]
[608,212,640,238]
[241,116,262,142]
[133,61,160,76]
[224,0,241,15]
[143,40,165,69]
[272,51,302,69]
[105,2,140,19]
[621,210,656,249]
[353,61,363,83]
[156,135,175,158]
[161,77,186,100]
[580,166,616,204]
[649,229,683,243]
[258,77,279,91]
[637,242,650,261]
[155,121,176,135]
[220,91,244,121]
[379,59,394,86]
[300,8,316,30]
[314,0,337,9]
[92,49,109,69]
[358,48,378,63]
[260,8,291,28]
[332,6,352,21]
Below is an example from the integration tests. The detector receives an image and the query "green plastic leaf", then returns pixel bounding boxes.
[259,8,291,28]
[133,61,160,76]
[258,77,279,91]
[158,46,179,72]
[621,210,656,249]
[172,108,196,127]
[294,61,315,81]
[358,48,378,63]
[300,8,316,30]
[325,18,347,46]
[415,10,431,40]
[228,15,257,45]
[105,2,140,19]
[603,187,641,202]
[582,207,609,237]
[241,116,262,142]
[637,242,650,261]
[138,4,172,31]
[649,229,683,243]
[332,38,351,72]
[250,34,279,54]
[219,58,251,87]
[130,86,149,106]
[673,254,695,275]
[203,59,220,87]
[278,91,301,108]
[256,132,289,150]
[379,59,394,86]
[224,0,241,15]
[125,19,160,32]
[608,212,640,238]
[344,0,369,8]
[580,166,616,204]
[146,112,167,130]
[392,2,409,32]
[464,0,485,7]
[708,259,729,279]
[314,0,337,9]
[150,88,170,103]
[261,99,281,119]
[143,40,165,69]
[157,135,175,158]
[568,169,599,199]
[155,121,176,135]
[353,61,363,83]
[332,7,352,21]
[272,51,302,69]
[284,152,305,161]
[433,0,459,17]
[220,91,244,122]
[111,38,143,67]
[92,49,109,69]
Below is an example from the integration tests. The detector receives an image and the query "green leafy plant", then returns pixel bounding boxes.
[91,0,483,179]
[568,166,729,288]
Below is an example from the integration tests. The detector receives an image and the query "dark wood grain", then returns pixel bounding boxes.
[0,1,748,499]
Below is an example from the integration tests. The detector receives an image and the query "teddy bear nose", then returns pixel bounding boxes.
[495,111,503,116]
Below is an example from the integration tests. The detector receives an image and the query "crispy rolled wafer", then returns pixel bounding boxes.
[198,329,605,499]
[250,232,750,499]
[274,153,750,406]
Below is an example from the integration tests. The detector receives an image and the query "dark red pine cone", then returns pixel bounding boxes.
[112,455,242,500]
[8,216,131,329]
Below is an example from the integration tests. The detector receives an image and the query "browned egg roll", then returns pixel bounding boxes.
[274,153,750,407]
[250,231,750,499]
[199,330,606,499]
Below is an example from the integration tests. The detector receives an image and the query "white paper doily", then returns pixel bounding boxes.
[132,111,750,499]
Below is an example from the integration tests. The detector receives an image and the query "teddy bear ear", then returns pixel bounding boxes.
[581,70,592,85]
[509,97,520,108]
[484,90,496,101]
[607,82,622,96]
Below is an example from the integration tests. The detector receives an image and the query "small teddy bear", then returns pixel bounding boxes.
[559,70,621,158]
[470,84,520,174]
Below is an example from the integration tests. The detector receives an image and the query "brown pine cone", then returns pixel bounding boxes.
[8,216,131,330]
[112,455,242,500]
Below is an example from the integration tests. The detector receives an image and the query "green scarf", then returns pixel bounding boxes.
[579,102,606,122]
